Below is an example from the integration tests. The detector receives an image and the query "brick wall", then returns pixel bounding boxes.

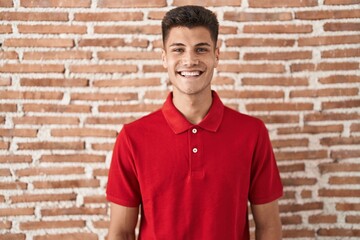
[0,0,359,239]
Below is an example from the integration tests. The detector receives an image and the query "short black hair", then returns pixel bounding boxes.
[161,5,219,46]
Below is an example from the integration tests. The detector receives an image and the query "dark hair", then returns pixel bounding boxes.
[161,5,219,46]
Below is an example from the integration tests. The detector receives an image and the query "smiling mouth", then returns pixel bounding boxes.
[177,71,204,77]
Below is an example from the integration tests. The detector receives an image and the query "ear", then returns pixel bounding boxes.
[161,49,168,69]
[214,47,220,68]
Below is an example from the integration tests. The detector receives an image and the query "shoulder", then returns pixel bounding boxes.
[223,106,265,130]
[121,108,165,135]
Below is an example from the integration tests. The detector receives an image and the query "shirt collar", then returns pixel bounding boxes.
[162,91,224,134]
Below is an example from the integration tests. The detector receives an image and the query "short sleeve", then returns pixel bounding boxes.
[248,121,283,205]
[106,126,141,207]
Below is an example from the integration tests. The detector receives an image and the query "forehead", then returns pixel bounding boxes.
[164,26,214,48]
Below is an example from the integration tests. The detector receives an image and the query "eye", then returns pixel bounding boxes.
[196,48,208,53]
[172,48,184,53]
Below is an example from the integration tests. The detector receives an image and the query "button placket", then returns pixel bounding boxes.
[188,127,202,174]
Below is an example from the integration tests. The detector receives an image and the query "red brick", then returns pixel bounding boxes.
[18,24,87,34]
[41,207,106,216]
[324,22,360,32]
[282,177,317,186]
[173,0,241,6]
[278,124,343,134]
[301,190,313,199]
[283,229,315,238]
[224,11,292,22]
[23,104,91,113]
[329,176,360,185]
[93,168,108,177]
[0,91,63,100]
[212,76,235,85]
[99,103,161,113]
[21,0,91,7]
[98,0,166,7]
[16,167,84,176]
[244,24,312,34]
[0,234,26,240]
[337,203,360,211]
[91,143,113,151]
[321,48,360,58]
[351,123,360,132]
[0,128,37,137]
[143,65,166,73]
[34,233,98,240]
[322,100,360,110]
[246,102,313,112]
[51,128,117,137]
[0,155,32,163]
[318,228,360,237]
[26,49,91,60]
[242,77,308,86]
[0,0,13,7]
[71,92,138,101]
[20,78,89,87]
[305,112,360,121]
[0,208,34,216]
[69,64,137,74]
[249,0,317,7]
[4,38,74,48]
[74,12,143,21]
[143,91,169,100]
[94,78,161,87]
[98,51,161,60]
[281,215,303,225]
[226,37,295,47]
[291,62,359,72]
[244,51,312,61]
[217,64,285,73]
[218,90,284,99]
[0,51,18,60]
[275,150,328,161]
[78,38,126,47]
[321,136,360,146]
[17,141,85,150]
[85,116,136,125]
[84,195,107,204]
[325,0,360,4]
[346,215,360,223]
[309,215,337,223]
[13,116,80,125]
[21,220,85,230]
[11,193,77,203]
[331,149,360,160]
[93,220,109,229]
[0,105,13,115]
[95,25,160,35]
[0,169,11,176]
[290,88,358,98]
[0,141,9,150]
[319,163,360,173]
[33,179,100,189]
[41,154,106,163]
[0,77,11,86]
[256,115,297,124]
[0,12,68,21]
[272,139,308,148]
[296,9,360,20]
[0,220,11,229]
[0,64,64,73]
[280,202,323,212]
[0,25,12,33]
[319,189,360,197]
[299,35,360,46]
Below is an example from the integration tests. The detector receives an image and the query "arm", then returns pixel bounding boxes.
[251,200,282,240]
[108,203,139,240]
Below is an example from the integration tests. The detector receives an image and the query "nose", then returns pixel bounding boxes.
[181,51,199,66]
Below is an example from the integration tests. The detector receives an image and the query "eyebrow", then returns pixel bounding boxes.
[169,42,212,47]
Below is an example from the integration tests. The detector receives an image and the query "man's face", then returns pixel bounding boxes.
[162,26,219,96]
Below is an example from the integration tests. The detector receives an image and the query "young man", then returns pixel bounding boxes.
[107,5,283,240]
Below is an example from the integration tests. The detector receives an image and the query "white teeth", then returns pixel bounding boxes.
[180,71,201,77]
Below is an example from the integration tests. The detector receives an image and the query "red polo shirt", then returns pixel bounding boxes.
[107,91,283,240]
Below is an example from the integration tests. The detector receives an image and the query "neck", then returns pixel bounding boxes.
[172,90,213,125]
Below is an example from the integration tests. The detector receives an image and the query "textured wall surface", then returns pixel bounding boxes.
[0,0,359,239]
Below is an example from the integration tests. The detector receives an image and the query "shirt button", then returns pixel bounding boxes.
[192,128,197,134]
[192,148,198,153]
